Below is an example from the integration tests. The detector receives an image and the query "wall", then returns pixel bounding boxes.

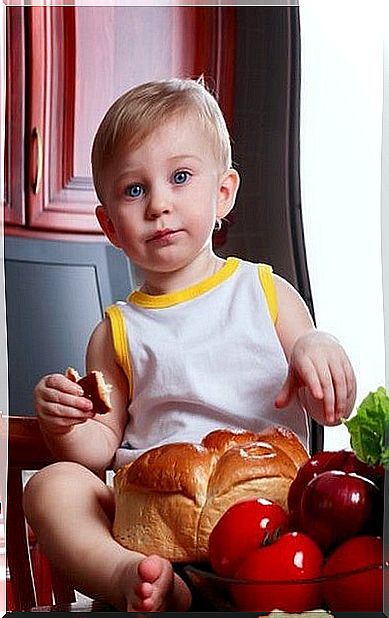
[299,1,386,449]
[0,1,6,417]
[381,5,389,614]
[382,2,389,392]
[0,2,7,615]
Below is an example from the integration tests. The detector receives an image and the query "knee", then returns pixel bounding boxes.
[23,461,87,517]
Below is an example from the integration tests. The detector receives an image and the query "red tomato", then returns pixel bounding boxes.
[322,535,383,612]
[231,532,324,613]
[208,497,288,577]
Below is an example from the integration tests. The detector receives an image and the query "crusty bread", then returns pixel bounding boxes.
[113,426,308,562]
[66,367,112,415]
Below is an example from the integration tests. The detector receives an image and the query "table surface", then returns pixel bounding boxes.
[29,600,113,612]
[27,605,387,618]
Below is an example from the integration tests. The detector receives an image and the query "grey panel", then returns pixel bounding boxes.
[5,237,135,415]
[6,261,101,413]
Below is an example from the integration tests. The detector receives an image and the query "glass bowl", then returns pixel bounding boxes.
[183,561,388,613]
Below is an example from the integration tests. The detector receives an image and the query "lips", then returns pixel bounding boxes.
[147,228,178,242]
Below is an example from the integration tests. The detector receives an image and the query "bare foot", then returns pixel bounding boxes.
[121,554,192,612]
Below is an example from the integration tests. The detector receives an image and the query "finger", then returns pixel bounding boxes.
[343,358,356,401]
[36,385,95,419]
[40,385,94,413]
[275,373,294,409]
[336,360,356,421]
[274,383,290,409]
[39,401,95,420]
[293,355,324,401]
[45,373,85,396]
[297,352,335,422]
[314,360,336,424]
[330,347,356,400]
[329,361,348,421]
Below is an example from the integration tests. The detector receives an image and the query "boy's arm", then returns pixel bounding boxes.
[37,318,129,472]
[273,275,356,426]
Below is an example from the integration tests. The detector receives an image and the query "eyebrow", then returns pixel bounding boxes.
[114,155,203,181]
[167,154,203,163]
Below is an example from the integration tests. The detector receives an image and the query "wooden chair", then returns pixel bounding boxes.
[7,416,78,611]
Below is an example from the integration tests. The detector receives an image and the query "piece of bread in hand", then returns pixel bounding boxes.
[66,367,112,415]
[113,426,308,562]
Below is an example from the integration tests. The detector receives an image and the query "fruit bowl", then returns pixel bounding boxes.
[183,560,387,613]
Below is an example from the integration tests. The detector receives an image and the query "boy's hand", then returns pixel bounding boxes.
[275,331,356,425]
[34,373,95,435]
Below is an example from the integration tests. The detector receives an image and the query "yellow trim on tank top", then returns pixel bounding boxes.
[128,256,240,309]
[105,305,133,399]
[258,263,278,323]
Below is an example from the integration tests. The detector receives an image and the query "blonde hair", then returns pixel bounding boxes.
[91,78,232,203]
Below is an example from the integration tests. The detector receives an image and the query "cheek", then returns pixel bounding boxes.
[186,188,218,227]
[187,209,216,237]
[109,211,139,244]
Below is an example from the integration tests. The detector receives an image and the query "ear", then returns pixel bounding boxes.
[217,168,240,219]
[95,205,121,248]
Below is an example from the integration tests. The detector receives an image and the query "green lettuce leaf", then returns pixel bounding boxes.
[342,386,389,469]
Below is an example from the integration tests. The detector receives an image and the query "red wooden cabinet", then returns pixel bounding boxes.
[4,7,25,227]
[4,6,236,237]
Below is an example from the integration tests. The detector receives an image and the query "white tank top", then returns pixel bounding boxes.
[106,257,309,469]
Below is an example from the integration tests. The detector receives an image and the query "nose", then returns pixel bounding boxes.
[145,186,172,220]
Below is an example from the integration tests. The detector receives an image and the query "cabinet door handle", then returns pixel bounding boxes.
[32,127,43,195]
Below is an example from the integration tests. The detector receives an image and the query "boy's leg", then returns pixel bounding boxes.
[23,462,191,611]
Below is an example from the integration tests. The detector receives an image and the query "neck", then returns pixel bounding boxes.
[140,250,225,295]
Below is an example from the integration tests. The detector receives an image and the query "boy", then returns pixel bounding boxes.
[25,78,356,611]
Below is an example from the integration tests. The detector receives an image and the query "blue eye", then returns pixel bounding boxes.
[173,171,190,185]
[125,184,144,198]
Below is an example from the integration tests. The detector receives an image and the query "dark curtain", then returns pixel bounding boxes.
[218,6,324,453]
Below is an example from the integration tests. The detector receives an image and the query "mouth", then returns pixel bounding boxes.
[147,229,180,242]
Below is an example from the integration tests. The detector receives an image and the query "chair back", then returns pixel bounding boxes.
[7,416,77,610]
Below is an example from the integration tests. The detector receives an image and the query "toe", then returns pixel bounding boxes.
[137,554,164,584]
[134,581,153,600]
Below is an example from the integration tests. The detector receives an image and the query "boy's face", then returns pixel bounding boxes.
[96,111,239,279]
